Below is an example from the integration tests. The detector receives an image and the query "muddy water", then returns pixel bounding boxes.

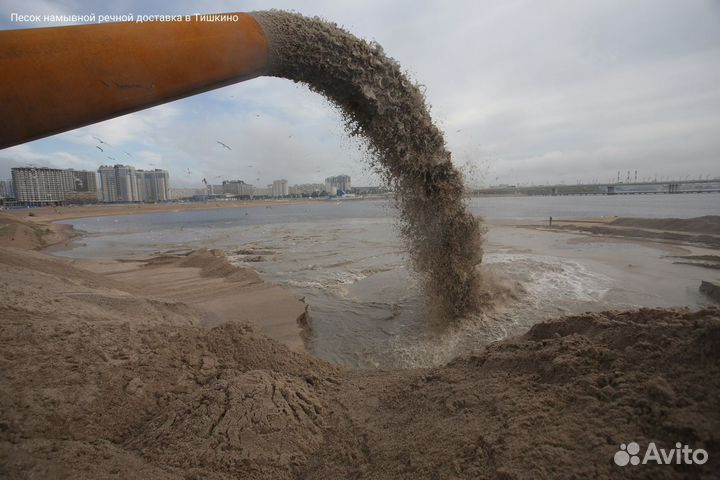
[252,11,483,318]
[54,196,718,368]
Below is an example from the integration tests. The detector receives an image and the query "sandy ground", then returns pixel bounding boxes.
[514,215,720,249]
[1,245,718,479]
[0,214,76,250]
[76,250,308,351]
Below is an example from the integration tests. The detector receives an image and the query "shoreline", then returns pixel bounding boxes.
[2,196,389,223]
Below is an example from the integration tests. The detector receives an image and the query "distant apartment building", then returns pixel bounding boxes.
[272,179,289,197]
[222,180,255,197]
[98,165,138,202]
[325,175,351,194]
[98,165,169,202]
[11,167,98,206]
[64,169,99,204]
[0,179,14,199]
[137,169,170,202]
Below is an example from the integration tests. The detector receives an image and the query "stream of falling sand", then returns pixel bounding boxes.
[252,11,484,318]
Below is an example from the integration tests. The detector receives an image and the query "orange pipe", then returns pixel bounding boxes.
[0,14,269,149]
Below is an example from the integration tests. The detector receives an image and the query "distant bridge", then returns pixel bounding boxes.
[473,179,720,197]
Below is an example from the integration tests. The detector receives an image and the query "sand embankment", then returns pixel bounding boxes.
[1,245,719,478]
[526,215,720,249]
[79,249,308,351]
[0,213,76,250]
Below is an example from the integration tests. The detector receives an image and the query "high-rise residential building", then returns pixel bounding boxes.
[137,169,170,202]
[325,175,351,194]
[272,179,289,197]
[98,164,138,202]
[98,165,169,202]
[11,167,98,205]
[64,169,99,204]
[0,179,14,199]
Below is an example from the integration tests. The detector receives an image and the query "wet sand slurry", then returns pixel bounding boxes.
[252,11,484,319]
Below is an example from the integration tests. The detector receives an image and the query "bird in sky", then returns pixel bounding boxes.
[186,168,192,175]
[107,156,115,161]
[216,141,232,150]
[92,136,109,145]
[96,145,104,152]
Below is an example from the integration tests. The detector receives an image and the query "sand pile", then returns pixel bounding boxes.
[1,246,719,478]
[0,213,74,250]
[610,215,720,234]
[251,11,484,318]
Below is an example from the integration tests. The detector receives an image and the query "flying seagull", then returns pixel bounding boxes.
[107,156,115,161]
[96,145,104,152]
[216,141,232,150]
[92,136,109,145]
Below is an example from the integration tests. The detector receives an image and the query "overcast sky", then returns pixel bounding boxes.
[1,0,719,188]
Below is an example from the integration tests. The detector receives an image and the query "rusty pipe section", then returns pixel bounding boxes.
[0,14,269,149]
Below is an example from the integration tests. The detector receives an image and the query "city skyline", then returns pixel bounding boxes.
[3,161,719,201]
[1,161,363,204]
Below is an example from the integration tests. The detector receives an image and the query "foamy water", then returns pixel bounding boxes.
[55,196,718,368]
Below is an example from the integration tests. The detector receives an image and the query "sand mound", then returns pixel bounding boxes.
[610,215,720,235]
[553,216,720,248]
[0,213,74,250]
[1,246,718,478]
[178,248,263,284]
